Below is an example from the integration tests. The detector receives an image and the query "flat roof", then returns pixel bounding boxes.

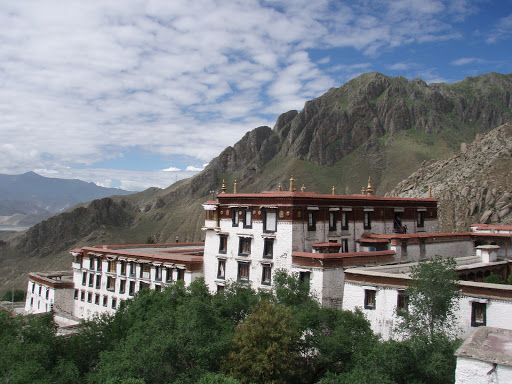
[29,271,74,289]
[455,327,512,367]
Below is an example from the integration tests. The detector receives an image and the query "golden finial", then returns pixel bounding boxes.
[300,184,306,192]
[277,183,282,191]
[233,178,238,194]
[428,185,433,198]
[220,179,227,194]
[289,176,296,192]
[366,176,374,196]
[331,185,336,195]
[361,186,366,195]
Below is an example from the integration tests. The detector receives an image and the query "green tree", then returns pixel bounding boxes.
[397,257,460,340]
[225,300,302,384]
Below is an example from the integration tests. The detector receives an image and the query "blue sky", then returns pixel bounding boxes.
[0,0,511,190]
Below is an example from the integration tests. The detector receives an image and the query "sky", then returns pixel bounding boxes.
[1,0,511,191]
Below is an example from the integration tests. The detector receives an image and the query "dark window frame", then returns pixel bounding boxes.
[217,259,226,279]
[364,289,376,309]
[218,234,228,254]
[263,238,274,259]
[232,208,239,227]
[238,237,252,256]
[471,302,487,327]
[342,211,349,230]
[237,262,250,282]
[243,208,252,229]
[329,211,337,231]
[263,209,277,233]
[307,211,317,231]
[397,290,409,312]
[417,211,425,228]
[364,211,372,230]
[261,264,272,285]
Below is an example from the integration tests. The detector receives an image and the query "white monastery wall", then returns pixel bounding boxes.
[455,356,512,384]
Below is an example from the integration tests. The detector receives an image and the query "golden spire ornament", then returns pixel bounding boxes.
[366,177,374,196]
[331,185,336,195]
[220,179,227,194]
[277,182,283,191]
[233,178,238,194]
[300,184,306,192]
[289,176,296,192]
[361,186,366,195]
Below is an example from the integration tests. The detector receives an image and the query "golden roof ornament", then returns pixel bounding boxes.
[300,184,306,192]
[220,179,227,194]
[366,176,374,196]
[233,178,238,194]
[277,182,283,191]
[289,175,296,192]
[331,185,336,195]
[361,186,366,195]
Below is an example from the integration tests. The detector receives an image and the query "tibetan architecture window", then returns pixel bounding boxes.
[166,267,174,282]
[263,238,274,259]
[307,211,316,231]
[112,298,117,309]
[140,264,150,279]
[217,285,225,293]
[108,260,116,274]
[342,212,349,230]
[243,208,252,228]
[176,269,185,281]
[261,264,272,285]
[218,234,228,254]
[217,259,226,279]
[45,288,49,300]
[299,271,311,289]
[232,208,239,227]
[94,294,100,305]
[155,285,161,292]
[397,290,409,312]
[155,266,162,281]
[88,273,94,287]
[119,279,126,294]
[238,237,252,256]
[139,281,150,291]
[31,283,35,293]
[264,209,277,232]
[102,295,107,307]
[120,261,126,276]
[96,257,102,271]
[82,272,87,286]
[129,281,136,296]
[237,262,250,282]
[471,302,486,327]
[74,289,78,300]
[89,256,94,269]
[364,212,372,230]
[80,291,85,301]
[129,261,136,277]
[364,289,376,309]
[39,285,42,295]
[95,275,101,290]
[106,276,116,291]
[341,239,349,253]
[329,211,337,231]
[87,292,92,303]
[417,211,425,228]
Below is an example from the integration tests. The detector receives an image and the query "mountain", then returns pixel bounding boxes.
[0,172,132,227]
[1,72,512,290]
[389,122,512,231]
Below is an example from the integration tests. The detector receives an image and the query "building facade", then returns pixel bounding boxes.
[24,271,74,315]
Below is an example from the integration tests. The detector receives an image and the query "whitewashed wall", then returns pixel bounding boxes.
[25,281,55,314]
[455,356,512,384]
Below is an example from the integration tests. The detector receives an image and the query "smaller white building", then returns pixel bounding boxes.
[455,327,512,384]
[24,271,74,315]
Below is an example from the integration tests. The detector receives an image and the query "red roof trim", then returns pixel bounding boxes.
[292,250,395,260]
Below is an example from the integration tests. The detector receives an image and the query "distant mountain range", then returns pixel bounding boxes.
[0,172,131,228]
[2,71,511,291]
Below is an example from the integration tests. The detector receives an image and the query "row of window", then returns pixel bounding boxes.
[219,235,274,258]
[363,289,487,327]
[216,259,272,285]
[75,289,121,309]
[28,297,52,311]
[232,208,277,232]
[81,267,185,288]
[30,282,50,300]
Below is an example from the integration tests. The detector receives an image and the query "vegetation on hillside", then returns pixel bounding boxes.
[0,271,459,384]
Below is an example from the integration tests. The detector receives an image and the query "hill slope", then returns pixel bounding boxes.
[1,72,512,290]
[0,172,131,227]
[389,123,512,231]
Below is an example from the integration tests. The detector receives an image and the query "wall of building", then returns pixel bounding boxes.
[25,280,55,314]
[391,238,474,263]
[455,356,512,384]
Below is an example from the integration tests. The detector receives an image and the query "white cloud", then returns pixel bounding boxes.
[0,0,476,178]
[162,166,181,172]
[450,57,483,66]
[487,14,512,43]
[387,62,414,71]
[185,165,204,171]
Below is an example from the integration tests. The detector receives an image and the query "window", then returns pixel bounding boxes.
[217,259,226,279]
[94,294,100,305]
[39,285,42,295]
[129,261,136,277]
[341,239,349,253]
[237,262,250,282]
[166,267,173,282]
[139,281,150,291]
[364,289,376,309]
[155,285,162,292]
[74,289,78,300]
[232,208,239,227]
[261,264,272,285]
[129,281,136,296]
[264,209,277,232]
[243,208,252,228]
[397,291,409,312]
[155,266,162,281]
[30,297,33,306]
[45,288,49,300]
[238,237,252,255]
[417,211,425,228]
[112,298,117,309]
[108,260,116,273]
[96,257,102,271]
[471,302,486,327]
[102,295,108,307]
[307,211,316,231]
[82,272,87,286]
[217,285,225,293]
[95,275,101,290]
[119,279,126,294]
[299,271,311,286]
[31,283,35,293]
[263,238,274,259]
[87,292,92,303]
[141,264,150,279]
[218,235,228,254]
[89,256,94,269]
[176,269,185,281]
[80,291,85,301]
[329,211,337,231]
[364,212,372,230]
[106,276,116,291]
[342,212,349,230]
[120,261,126,276]
[88,273,94,287]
